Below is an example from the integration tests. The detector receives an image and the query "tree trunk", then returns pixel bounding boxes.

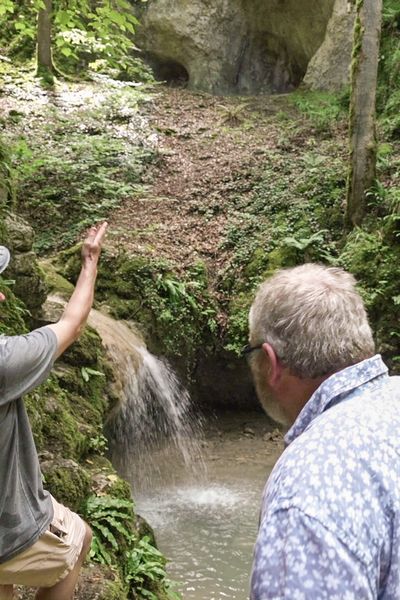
[346,0,383,227]
[36,0,54,77]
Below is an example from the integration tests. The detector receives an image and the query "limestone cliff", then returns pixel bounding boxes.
[135,0,354,94]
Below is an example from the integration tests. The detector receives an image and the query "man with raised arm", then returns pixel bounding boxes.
[247,263,400,599]
[0,222,107,600]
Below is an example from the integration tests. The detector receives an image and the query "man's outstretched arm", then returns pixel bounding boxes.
[48,222,108,358]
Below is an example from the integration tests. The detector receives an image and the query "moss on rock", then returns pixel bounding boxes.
[76,565,128,600]
[41,458,91,512]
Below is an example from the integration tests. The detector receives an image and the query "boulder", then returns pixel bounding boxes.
[4,214,34,252]
[303,0,355,91]
[2,213,47,312]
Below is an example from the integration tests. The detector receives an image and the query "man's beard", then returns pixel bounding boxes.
[251,360,290,427]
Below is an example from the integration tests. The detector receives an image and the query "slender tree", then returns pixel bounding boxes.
[346,0,383,227]
[36,0,55,79]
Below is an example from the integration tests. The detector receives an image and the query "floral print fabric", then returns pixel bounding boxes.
[251,355,400,599]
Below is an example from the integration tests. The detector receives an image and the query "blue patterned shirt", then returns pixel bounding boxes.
[250,355,400,600]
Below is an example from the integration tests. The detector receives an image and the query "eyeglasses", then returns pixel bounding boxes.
[241,343,263,358]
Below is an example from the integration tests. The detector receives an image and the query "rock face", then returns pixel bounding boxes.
[4,213,47,313]
[136,0,353,94]
[303,0,355,90]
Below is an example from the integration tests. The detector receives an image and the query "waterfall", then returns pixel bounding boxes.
[88,309,205,492]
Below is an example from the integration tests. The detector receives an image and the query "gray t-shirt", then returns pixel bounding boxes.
[0,326,57,563]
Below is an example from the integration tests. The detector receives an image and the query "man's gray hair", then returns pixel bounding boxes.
[249,263,375,379]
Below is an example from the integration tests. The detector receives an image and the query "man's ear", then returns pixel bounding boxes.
[261,342,282,387]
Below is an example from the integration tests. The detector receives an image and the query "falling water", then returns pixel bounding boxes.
[88,309,205,491]
[45,299,279,599]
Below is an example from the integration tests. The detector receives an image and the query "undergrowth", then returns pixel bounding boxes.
[1,76,156,253]
[84,494,181,600]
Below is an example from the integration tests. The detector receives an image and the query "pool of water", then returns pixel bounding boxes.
[134,412,283,600]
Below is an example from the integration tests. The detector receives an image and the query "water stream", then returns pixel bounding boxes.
[86,308,283,599]
[135,413,282,600]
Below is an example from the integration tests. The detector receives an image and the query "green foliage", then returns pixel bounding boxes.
[88,433,109,456]
[84,495,181,599]
[338,218,400,369]
[0,278,29,335]
[0,0,14,17]
[290,90,347,132]
[124,536,181,600]
[0,138,15,211]
[81,366,106,383]
[9,118,154,252]
[85,494,135,566]
[1,0,153,82]
[219,141,346,354]
[72,253,219,365]
[377,0,400,136]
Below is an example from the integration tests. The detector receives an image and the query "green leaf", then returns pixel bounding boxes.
[93,522,118,549]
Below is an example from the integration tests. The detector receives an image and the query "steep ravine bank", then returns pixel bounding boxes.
[2,49,399,407]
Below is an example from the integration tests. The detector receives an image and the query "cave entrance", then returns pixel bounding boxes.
[146,54,189,87]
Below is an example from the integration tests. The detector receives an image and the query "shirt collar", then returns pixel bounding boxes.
[284,354,388,446]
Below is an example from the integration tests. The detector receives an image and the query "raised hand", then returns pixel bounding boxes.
[81,222,108,267]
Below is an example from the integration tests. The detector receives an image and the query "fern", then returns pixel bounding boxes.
[83,495,182,599]
[84,494,135,564]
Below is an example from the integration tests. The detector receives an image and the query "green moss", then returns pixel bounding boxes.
[42,460,91,512]
[99,578,128,600]
[40,259,74,297]
[25,377,86,457]
[339,225,400,368]
[63,327,103,367]
[60,249,218,369]
[0,283,29,335]
[78,565,128,600]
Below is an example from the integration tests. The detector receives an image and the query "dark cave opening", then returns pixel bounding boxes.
[146,54,190,87]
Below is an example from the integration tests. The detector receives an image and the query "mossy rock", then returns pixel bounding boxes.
[63,326,103,367]
[0,283,29,335]
[87,456,132,501]
[134,514,157,547]
[40,258,74,298]
[26,377,86,458]
[41,458,91,512]
[75,564,128,600]
[4,214,35,252]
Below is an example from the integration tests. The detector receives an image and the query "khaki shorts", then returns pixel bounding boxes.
[0,496,87,588]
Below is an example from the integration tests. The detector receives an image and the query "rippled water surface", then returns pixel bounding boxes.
[135,413,283,600]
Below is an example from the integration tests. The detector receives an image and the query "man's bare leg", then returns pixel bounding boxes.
[35,525,92,600]
[0,585,15,600]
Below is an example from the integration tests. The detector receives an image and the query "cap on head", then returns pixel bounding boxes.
[0,246,11,274]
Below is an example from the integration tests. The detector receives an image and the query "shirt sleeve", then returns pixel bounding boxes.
[0,326,58,405]
[250,507,375,600]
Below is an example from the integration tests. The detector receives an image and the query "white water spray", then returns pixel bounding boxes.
[88,309,205,491]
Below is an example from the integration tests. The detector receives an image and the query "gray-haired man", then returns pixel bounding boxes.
[248,264,400,599]
[0,223,107,600]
